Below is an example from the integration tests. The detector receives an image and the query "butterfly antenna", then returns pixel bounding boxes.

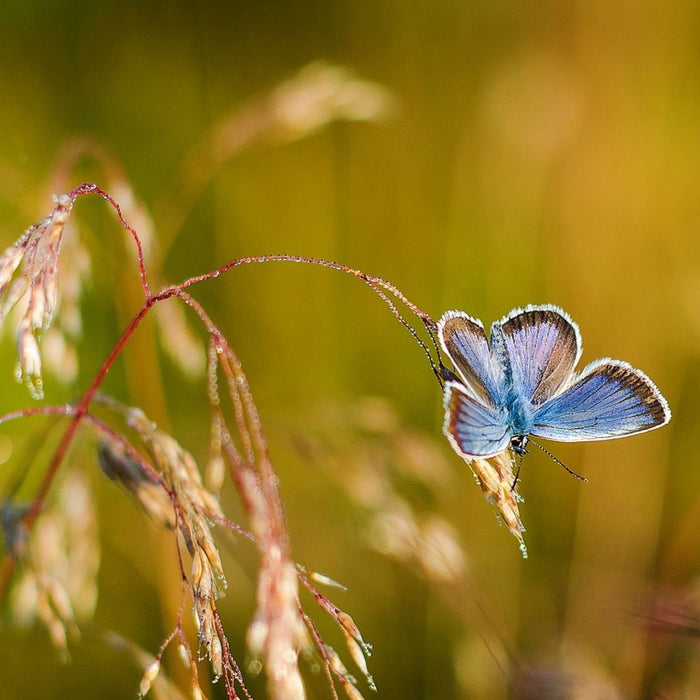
[413,320,443,387]
[511,451,525,490]
[529,439,588,482]
[422,317,448,389]
[416,332,442,384]
[371,288,443,385]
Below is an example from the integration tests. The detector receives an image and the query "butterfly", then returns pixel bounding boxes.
[437,304,671,463]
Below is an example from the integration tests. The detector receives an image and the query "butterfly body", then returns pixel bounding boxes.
[503,384,536,438]
[438,304,671,461]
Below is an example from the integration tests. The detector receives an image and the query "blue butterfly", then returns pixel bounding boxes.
[438,304,671,461]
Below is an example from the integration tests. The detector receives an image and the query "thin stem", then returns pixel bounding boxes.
[0,194,442,641]
[173,253,441,378]
[69,183,151,299]
[179,253,430,318]
[0,404,75,424]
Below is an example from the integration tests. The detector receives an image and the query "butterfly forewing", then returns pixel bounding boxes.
[531,359,671,441]
[443,381,511,457]
[496,305,582,406]
[438,311,504,406]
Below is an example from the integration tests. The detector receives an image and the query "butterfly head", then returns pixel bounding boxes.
[510,435,529,456]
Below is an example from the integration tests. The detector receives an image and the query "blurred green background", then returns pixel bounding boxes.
[0,1,699,698]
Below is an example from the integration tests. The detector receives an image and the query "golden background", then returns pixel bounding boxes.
[0,2,697,698]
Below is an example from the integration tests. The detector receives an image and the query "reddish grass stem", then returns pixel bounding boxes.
[69,183,151,298]
[0,186,439,697]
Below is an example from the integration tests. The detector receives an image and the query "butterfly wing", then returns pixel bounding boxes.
[438,310,504,405]
[494,305,582,406]
[531,359,671,441]
[443,380,511,458]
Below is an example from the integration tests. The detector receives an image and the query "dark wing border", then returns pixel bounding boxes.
[494,304,582,406]
[531,359,671,442]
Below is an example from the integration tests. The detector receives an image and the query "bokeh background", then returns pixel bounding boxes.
[0,2,699,698]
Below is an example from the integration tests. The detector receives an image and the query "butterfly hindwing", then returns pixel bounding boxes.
[495,305,582,407]
[531,359,671,441]
[443,381,511,458]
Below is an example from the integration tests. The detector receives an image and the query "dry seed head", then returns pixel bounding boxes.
[271,62,396,141]
[126,407,155,434]
[324,644,349,678]
[307,570,347,590]
[35,590,69,652]
[10,574,39,625]
[343,633,370,681]
[191,581,227,675]
[40,268,59,330]
[191,604,202,633]
[471,456,500,495]
[191,549,213,598]
[154,301,206,379]
[44,577,74,623]
[418,517,466,584]
[274,667,306,700]
[342,683,366,700]
[177,643,190,667]
[324,645,367,699]
[98,439,177,530]
[0,244,27,295]
[238,468,268,536]
[337,611,362,645]
[0,193,76,397]
[247,618,269,657]
[194,521,225,581]
[138,659,161,698]
[27,280,47,331]
[468,453,527,556]
[122,407,233,680]
[248,557,309,697]
[191,684,207,700]
[210,638,224,678]
[10,471,100,650]
[15,317,43,395]
[370,504,419,561]
[58,473,100,618]
[205,454,226,492]
[209,634,223,678]
[129,411,224,519]
[1,277,29,325]
[191,564,225,678]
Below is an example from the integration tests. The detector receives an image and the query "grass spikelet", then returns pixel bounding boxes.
[0,194,76,399]
[467,452,528,557]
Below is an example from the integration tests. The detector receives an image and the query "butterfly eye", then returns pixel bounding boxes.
[510,435,528,455]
